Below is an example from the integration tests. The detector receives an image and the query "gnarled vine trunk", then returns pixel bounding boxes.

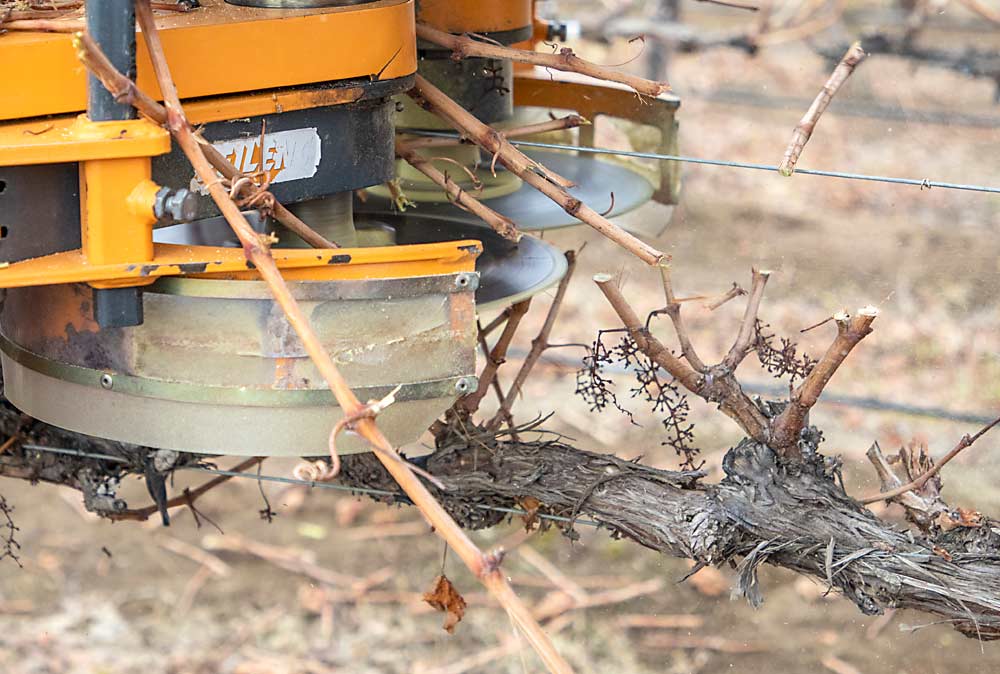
[341,431,1000,641]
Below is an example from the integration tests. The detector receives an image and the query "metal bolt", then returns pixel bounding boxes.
[395,101,405,113]
[455,377,476,395]
[100,373,114,390]
[154,186,199,224]
[454,273,479,291]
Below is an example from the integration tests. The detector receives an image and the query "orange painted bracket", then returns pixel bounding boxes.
[0,116,170,167]
[0,241,482,289]
[0,0,417,121]
[417,0,531,35]
[513,71,682,204]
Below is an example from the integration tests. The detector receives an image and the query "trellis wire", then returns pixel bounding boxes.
[396,129,1000,195]
[16,444,603,528]
[694,88,1000,129]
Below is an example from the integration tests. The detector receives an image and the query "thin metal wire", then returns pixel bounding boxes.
[18,444,603,528]
[694,88,1000,129]
[396,129,1000,195]
[22,444,128,464]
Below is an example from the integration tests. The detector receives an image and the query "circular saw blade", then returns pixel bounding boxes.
[358,149,655,231]
[354,212,568,313]
[155,210,568,314]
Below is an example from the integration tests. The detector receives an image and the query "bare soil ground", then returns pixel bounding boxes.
[3,4,1000,673]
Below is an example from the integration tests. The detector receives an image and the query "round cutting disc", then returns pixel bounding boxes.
[154,210,268,247]
[358,149,654,231]
[353,212,568,313]
[155,210,568,314]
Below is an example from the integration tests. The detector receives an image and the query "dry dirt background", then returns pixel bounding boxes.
[2,2,1000,673]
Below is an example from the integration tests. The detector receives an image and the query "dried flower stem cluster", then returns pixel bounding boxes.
[595,269,770,443]
[594,268,878,459]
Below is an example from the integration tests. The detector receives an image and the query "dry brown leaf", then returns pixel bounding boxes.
[423,574,467,634]
[932,545,953,562]
[518,496,542,531]
[936,507,984,531]
[684,562,728,597]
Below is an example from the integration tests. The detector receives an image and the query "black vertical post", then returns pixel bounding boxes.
[87,0,144,328]
[86,0,138,122]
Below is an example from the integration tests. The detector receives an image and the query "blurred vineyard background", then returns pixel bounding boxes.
[2,1,1000,672]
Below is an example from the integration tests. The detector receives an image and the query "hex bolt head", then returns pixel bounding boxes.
[154,186,199,224]
[454,273,479,291]
[455,376,477,395]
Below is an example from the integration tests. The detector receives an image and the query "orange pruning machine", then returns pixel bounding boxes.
[0,0,679,457]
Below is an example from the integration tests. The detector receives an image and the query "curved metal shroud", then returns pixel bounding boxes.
[0,271,478,456]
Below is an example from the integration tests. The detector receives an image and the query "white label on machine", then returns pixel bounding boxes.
[193,127,322,192]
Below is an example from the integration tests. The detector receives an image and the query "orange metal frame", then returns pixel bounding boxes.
[513,71,682,204]
[0,110,480,288]
[416,0,531,35]
[0,0,484,290]
[0,0,417,121]
[0,241,482,288]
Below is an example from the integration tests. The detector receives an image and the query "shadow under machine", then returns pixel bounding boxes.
[0,0,680,458]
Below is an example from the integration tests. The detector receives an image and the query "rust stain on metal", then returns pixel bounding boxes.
[175,262,209,274]
[263,304,306,359]
[272,357,305,390]
[449,294,476,335]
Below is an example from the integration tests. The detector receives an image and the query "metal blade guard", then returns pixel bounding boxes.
[0,264,479,457]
